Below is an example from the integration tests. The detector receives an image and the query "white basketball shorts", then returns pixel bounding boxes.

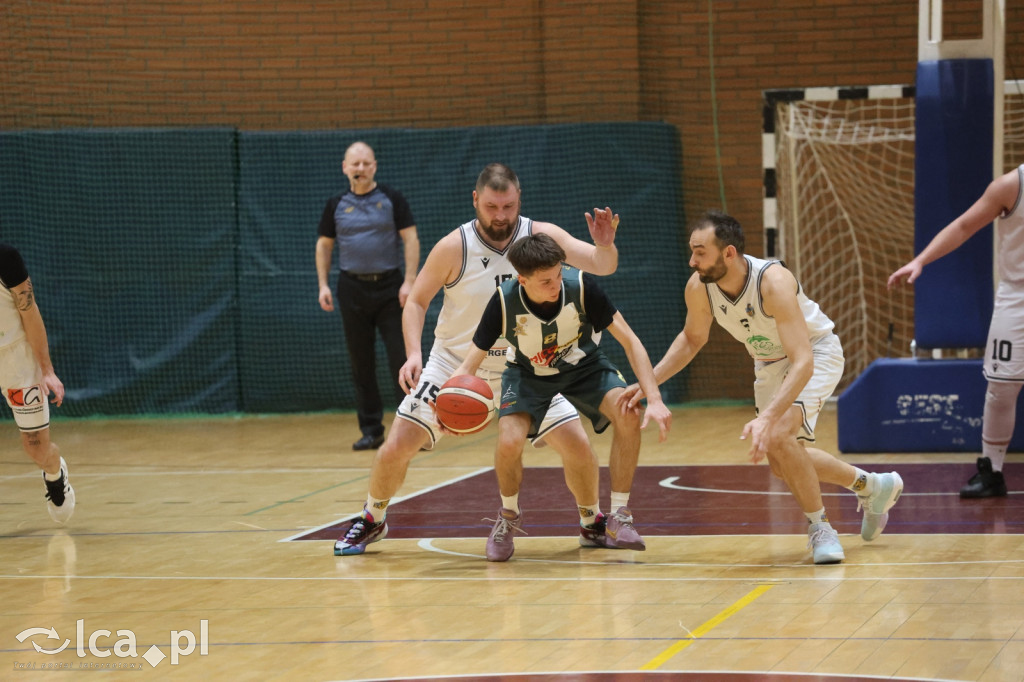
[0,338,50,432]
[752,333,844,442]
[397,345,578,449]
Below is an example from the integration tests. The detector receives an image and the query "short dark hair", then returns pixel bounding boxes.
[508,233,566,276]
[691,209,745,254]
[476,163,521,193]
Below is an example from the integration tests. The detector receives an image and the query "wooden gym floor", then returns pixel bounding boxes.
[1,404,1022,681]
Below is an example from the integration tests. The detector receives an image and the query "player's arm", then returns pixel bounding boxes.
[739,266,812,462]
[605,312,671,440]
[398,226,420,308]
[11,277,64,406]
[888,169,1020,289]
[534,207,619,275]
[398,231,460,392]
[619,273,713,410]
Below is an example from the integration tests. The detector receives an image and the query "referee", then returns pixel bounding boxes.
[316,142,420,450]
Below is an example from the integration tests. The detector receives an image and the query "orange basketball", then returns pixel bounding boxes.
[435,375,495,434]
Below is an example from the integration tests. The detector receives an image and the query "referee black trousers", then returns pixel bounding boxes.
[336,270,407,438]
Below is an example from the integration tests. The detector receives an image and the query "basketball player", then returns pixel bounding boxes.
[449,233,671,561]
[620,211,904,564]
[888,166,1024,498]
[334,163,641,556]
[1,242,75,524]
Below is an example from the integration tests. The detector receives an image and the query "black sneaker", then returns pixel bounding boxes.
[960,457,1008,498]
[333,515,388,555]
[43,457,76,524]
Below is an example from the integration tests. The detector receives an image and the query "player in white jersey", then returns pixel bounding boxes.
[889,165,1024,498]
[0,242,75,524]
[620,211,904,565]
[334,163,629,556]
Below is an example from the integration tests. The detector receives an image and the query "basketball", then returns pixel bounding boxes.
[435,375,495,434]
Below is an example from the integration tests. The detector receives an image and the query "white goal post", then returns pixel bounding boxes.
[761,81,1024,388]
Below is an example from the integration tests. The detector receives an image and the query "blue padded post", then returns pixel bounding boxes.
[838,358,1024,453]
[913,59,994,348]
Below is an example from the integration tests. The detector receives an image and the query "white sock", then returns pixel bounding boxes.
[610,491,630,511]
[805,507,828,525]
[501,493,520,514]
[849,468,873,496]
[577,502,600,527]
[43,468,62,481]
[364,495,390,522]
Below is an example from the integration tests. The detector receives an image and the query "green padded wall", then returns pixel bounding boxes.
[1,123,686,417]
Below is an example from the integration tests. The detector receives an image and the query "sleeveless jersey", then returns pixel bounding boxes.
[706,255,835,360]
[0,244,29,349]
[432,216,534,372]
[997,165,1024,284]
[498,266,603,377]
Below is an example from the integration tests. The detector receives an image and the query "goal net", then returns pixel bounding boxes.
[769,82,1024,389]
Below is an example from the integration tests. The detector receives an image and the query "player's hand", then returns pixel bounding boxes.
[617,383,645,413]
[42,372,64,407]
[318,286,334,312]
[585,207,620,247]
[642,400,671,442]
[887,261,922,290]
[740,415,771,464]
[398,353,423,394]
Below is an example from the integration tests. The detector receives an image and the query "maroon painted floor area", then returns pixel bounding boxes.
[362,674,920,682]
[298,463,1022,541]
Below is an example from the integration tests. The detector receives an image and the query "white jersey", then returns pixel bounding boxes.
[431,216,534,372]
[997,165,1024,284]
[0,281,26,349]
[706,255,836,360]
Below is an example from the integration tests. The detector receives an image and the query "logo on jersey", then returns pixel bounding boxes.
[719,304,727,315]
[747,335,781,357]
[530,332,583,367]
[481,258,491,268]
[745,303,755,317]
[740,318,751,331]
[513,316,528,337]
[344,206,354,213]
[7,386,41,407]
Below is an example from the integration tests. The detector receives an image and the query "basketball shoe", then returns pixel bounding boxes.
[857,471,904,541]
[43,457,75,525]
[807,522,844,564]
[333,513,388,556]
[486,508,525,562]
[960,457,1007,498]
[579,513,610,548]
[604,506,646,550]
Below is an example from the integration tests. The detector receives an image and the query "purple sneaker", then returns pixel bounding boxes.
[604,507,646,551]
[486,508,525,562]
[334,514,388,556]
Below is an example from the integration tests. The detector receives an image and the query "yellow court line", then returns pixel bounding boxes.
[640,583,776,671]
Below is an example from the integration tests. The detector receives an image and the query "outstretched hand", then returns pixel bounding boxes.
[642,401,672,442]
[585,207,620,247]
[887,261,922,290]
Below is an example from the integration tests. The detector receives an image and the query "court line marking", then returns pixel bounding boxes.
[415,538,1024,568]
[640,583,775,670]
[658,476,1015,496]
[277,466,493,541]
[2,572,1024,582]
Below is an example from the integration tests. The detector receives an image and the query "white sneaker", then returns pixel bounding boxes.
[43,457,75,525]
[807,522,844,564]
[857,471,904,541]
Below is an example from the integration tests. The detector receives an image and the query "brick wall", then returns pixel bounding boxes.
[4,0,1020,400]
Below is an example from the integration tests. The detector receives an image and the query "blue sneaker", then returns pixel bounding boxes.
[807,522,844,564]
[857,472,904,541]
[334,514,388,556]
